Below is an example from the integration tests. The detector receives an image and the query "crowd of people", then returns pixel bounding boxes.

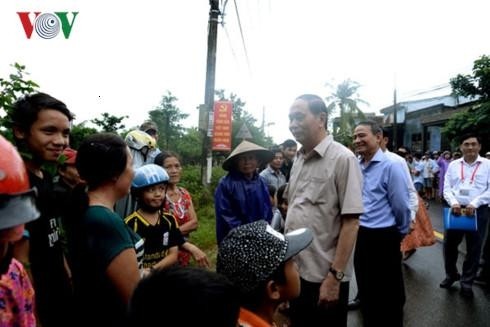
[0,91,489,327]
[0,92,213,327]
[212,94,489,326]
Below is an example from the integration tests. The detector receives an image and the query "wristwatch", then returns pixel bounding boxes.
[329,266,344,281]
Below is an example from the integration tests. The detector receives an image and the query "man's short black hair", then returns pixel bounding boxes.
[295,94,328,128]
[11,92,74,140]
[356,120,382,135]
[267,184,277,198]
[281,139,297,148]
[459,133,481,145]
[381,127,392,140]
[128,266,240,327]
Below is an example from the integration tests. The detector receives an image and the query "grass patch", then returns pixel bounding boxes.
[180,165,226,268]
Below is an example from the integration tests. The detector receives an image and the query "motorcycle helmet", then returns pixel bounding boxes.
[132,164,169,190]
[125,130,156,152]
[0,135,39,229]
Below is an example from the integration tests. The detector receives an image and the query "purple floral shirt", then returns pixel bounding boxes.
[437,157,451,196]
[0,258,35,327]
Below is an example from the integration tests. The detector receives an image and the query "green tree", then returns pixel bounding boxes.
[325,79,367,147]
[444,54,490,151]
[215,89,273,149]
[148,91,188,150]
[70,122,98,149]
[0,63,39,140]
[176,127,203,165]
[91,112,128,133]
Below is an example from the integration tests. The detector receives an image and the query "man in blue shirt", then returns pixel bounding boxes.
[353,121,411,327]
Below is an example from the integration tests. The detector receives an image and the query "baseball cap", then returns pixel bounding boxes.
[59,148,77,165]
[216,220,313,293]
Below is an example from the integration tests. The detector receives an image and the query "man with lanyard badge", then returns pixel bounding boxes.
[441,133,490,298]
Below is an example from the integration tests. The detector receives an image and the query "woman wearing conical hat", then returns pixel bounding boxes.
[215,140,274,244]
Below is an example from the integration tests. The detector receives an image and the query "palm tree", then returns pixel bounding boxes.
[325,79,368,147]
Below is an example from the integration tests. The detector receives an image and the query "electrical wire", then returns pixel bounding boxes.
[401,83,451,99]
[222,0,229,17]
[223,24,240,66]
[219,0,240,68]
[233,0,252,74]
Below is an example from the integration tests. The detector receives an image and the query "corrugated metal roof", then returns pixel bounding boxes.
[420,106,469,124]
[380,95,476,114]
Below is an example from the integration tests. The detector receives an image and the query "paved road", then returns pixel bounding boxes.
[347,200,490,327]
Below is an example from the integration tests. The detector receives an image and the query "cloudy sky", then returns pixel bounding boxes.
[1,0,489,144]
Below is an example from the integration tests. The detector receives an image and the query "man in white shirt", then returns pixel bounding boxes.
[441,134,490,298]
[412,153,425,196]
[380,131,419,260]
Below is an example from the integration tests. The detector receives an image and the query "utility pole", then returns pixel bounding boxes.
[393,88,398,150]
[200,0,220,186]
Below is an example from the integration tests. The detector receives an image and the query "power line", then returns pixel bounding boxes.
[221,0,229,16]
[233,0,252,75]
[222,24,240,66]
[401,83,451,100]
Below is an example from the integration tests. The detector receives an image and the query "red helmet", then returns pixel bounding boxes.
[0,135,39,230]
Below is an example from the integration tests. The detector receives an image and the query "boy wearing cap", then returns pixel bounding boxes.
[217,220,313,327]
[215,140,273,244]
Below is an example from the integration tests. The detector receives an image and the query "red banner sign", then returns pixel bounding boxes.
[212,101,233,151]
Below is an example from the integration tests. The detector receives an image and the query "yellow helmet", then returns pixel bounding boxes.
[125,130,156,151]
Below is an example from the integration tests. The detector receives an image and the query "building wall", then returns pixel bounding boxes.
[426,125,442,152]
[380,95,476,154]
[404,116,423,153]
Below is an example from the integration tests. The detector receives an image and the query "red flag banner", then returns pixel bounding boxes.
[212,101,233,151]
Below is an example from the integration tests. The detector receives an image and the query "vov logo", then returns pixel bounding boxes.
[17,12,79,39]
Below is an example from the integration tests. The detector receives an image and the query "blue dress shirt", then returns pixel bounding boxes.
[359,149,411,234]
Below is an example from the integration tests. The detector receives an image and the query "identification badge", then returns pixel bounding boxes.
[459,189,470,196]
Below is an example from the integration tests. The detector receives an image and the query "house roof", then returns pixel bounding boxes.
[380,95,476,114]
[420,106,469,124]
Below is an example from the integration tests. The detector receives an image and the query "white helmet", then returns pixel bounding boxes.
[125,130,156,152]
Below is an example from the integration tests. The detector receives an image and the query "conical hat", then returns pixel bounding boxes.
[222,140,273,171]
